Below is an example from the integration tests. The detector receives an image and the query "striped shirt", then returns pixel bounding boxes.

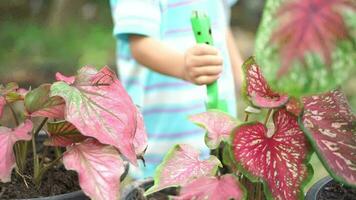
[110,0,237,178]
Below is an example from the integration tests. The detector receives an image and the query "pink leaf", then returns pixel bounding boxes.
[177,175,245,200]
[146,144,221,195]
[0,96,5,118]
[0,120,33,182]
[189,110,238,149]
[25,84,65,119]
[133,108,147,156]
[45,120,87,147]
[301,89,356,186]
[232,109,312,200]
[50,66,140,165]
[55,72,75,84]
[63,139,125,200]
[243,57,289,108]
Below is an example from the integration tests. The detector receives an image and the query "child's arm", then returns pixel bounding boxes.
[129,35,223,85]
[226,28,244,91]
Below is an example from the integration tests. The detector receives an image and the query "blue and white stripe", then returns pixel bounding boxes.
[110,0,237,178]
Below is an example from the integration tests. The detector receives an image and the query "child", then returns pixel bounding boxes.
[110,0,243,178]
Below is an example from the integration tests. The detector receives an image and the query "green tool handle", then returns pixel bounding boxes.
[190,11,219,109]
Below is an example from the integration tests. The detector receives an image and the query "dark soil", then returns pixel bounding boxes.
[318,179,356,200]
[0,143,84,199]
[126,187,179,200]
[0,164,82,199]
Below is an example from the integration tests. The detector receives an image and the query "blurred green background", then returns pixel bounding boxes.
[2,0,351,193]
[0,0,264,87]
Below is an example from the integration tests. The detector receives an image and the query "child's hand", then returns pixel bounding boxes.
[183,44,223,85]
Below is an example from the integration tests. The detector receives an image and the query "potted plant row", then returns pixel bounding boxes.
[0,66,147,199]
[121,0,356,199]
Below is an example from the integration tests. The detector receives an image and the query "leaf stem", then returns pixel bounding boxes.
[244,113,249,122]
[8,104,19,126]
[264,109,273,126]
[32,117,48,186]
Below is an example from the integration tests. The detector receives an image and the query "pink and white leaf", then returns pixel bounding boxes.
[45,120,87,147]
[51,66,141,165]
[232,109,312,200]
[189,110,238,149]
[301,89,356,186]
[146,144,221,195]
[133,109,147,156]
[55,72,75,84]
[176,174,245,200]
[25,84,65,119]
[63,139,125,200]
[243,57,288,108]
[0,120,33,182]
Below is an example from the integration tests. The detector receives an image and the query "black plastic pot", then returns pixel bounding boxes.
[305,176,333,200]
[15,191,89,200]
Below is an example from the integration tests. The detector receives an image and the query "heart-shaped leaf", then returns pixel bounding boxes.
[146,144,221,195]
[189,110,238,149]
[177,174,245,200]
[0,96,5,118]
[133,109,147,156]
[301,89,356,186]
[243,57,288,108]
[232,109,312,200]
[50,66,140,165]
[45,120,87,147]
[63,139,125,200]
[0,120,33,182]
[25,84,65,118]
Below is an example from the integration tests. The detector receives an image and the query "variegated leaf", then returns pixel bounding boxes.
[0,120,33,182]
[177,175,245,200]
[63,139,124,200]
[25,84,65,118]
[301,89,356,186]
[46,120,87,147]
[232,109,312,200]
[146,144,221,195]
[243,57,288,108]
[51,66,139,165]
[189,110,238,149]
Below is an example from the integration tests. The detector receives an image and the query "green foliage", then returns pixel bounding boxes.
[0,21,115,85]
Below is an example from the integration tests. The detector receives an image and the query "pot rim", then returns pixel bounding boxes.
[14,190,86,200]
[305,176,333,200]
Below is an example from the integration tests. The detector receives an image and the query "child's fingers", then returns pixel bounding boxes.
[192,44,219,55]
[192,66,222,76]
[191,55,223,66]
[194,75,220,85]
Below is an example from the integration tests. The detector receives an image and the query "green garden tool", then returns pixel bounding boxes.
[191,11,227,111]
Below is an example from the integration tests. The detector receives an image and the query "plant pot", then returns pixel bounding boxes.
[121,178,179,200]
[305,176,356,200]
[15,190,89,200]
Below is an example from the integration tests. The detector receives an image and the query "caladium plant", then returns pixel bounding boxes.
[0,66,148,200]
[146,57,355,200]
